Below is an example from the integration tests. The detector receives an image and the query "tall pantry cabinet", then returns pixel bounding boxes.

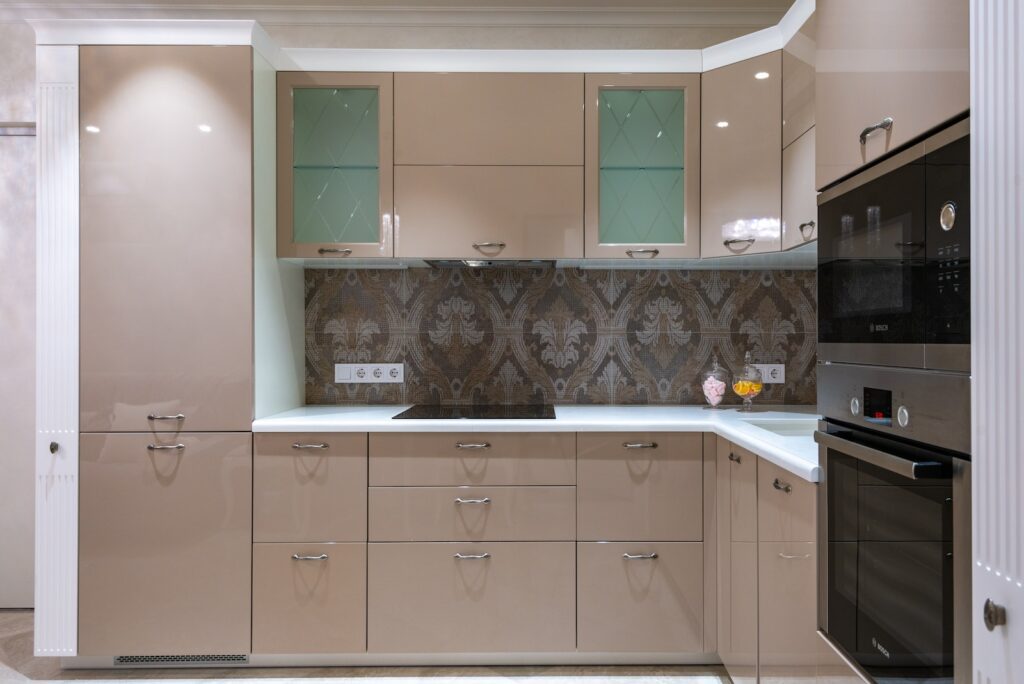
[77,45,254,656]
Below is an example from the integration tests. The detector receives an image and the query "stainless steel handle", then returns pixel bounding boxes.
[814,430,948,480]
[723,238,756,247]
[147,413,184,421]
[859,116,893,144]
[472,241,506,249]
[798,220,816,238]
[455,442,491,450]
[147,443,185,451]
[317,248,352,255]
[623,552,659,560]
[623,442,658,449]
[778,552,812,560]
[983,598,1007,631]
[292,553,328,561]
[625,248,659,258]
[454,552,491,560]
[454,497,491,505]
[772,478,792,493]
[895,241,925,248]
[292,442,329,449]
[728,452,742,463]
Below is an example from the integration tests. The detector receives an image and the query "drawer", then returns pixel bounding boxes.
[253,433,367,542]
[252,543,366,654]
[369,486,575,542]
[758,458,816,543]
[759,541,818,682]
[367,542,575,652]
[578,432,703,541]
[577,542,703,653]
[369,432,575,486]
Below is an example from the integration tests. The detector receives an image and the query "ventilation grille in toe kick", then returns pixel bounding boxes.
[114,654,249,667]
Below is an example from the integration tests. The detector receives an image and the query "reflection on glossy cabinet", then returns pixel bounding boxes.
[783,13,816,148]
[277,72,394,258]
[701,52,782,258]
[815,0,969,189]
[783,128,818,249]
[79,45,253,433]
[759,541,819,683]
[584,73,701,259]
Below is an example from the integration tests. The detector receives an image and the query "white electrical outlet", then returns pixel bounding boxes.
[335,363,404,384]
[753,363,786,384]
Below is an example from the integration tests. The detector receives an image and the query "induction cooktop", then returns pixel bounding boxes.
[392,404,556,420]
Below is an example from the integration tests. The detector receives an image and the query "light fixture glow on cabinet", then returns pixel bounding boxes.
[755,71,770,80]
[197,124,212,133]
[716,121,729,128]
[85,125,100,134]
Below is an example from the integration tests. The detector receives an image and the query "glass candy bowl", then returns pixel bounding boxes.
[732,352,764,411]
[701,357,729,408]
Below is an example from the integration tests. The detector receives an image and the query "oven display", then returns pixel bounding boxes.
[863,387,893,427]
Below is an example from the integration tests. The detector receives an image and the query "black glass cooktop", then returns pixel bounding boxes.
[392,404,556,420]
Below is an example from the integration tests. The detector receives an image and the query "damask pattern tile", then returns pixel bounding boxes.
[305,267,817,406]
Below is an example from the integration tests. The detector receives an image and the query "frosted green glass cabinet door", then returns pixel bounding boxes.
[278,72,394,258]
[585,73,701,259]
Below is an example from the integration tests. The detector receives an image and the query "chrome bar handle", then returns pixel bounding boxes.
[623,442,658,449]
[723,238,756,247]
[292,553,328,561]
[778,552,812,560]
[454,552,491,560]
[147,444,185,451]
[292,442,329,449]
[455,497,492,505]
[859,116,893,145]
[472,241,506,249]
[772,478,793,493]
[147,413,184,421]
[455,442,491,450]
[625,248,659,258]
[798,220,816,239]
[317,248,352,256]
[623,552,659,560]
[728,452,742,463]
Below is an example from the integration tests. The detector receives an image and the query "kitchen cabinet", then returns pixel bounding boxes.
[815,0,969,189]
[782,13,816,148]
[758,458,816,544]
[79,45,253,433]
[277,71,394,258]
[78,433,252,656]
[701,52,782,258]
[782,128,818,249]
[584,73,702,259]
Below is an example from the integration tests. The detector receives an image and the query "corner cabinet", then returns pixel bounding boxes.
[585,73,701,259]
[277,72,394,258]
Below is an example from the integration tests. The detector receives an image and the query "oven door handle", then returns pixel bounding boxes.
[813,430,949,480]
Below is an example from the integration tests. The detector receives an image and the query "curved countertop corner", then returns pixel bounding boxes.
[253,404,822,483]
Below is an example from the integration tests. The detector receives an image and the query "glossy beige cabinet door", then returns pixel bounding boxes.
[369,486,575,542]
[758,457,816,543]
[815,0,969,189]
[79,45,253,433]
[78,433,251,656]
[782,128,818,249]
[577,433,703,541]
[783,13,816,148]
[577,542,703,652]
[394,166,584,259]
[253,433,367,543]
[701,51,782,258]
[395,73,583,165]
[369,432,576,486]
[759,541,819,684]
[252,543,367,654]
[367,542,575,652]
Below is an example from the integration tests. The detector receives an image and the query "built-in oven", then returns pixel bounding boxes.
[817,116,970,372]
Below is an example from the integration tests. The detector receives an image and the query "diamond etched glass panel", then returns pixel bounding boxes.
[599,89,686,244]
[292,87,380,243]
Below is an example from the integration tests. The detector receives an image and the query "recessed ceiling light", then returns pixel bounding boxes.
[755,71,770,80]
[84,125,100,134]
[716,121,729,128]
[197,124,212,133]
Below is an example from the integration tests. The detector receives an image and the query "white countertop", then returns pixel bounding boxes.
[253,405,822,482]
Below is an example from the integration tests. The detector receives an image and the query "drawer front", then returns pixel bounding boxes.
[758,458,816,543]
[369,432,576,486]
[759,541,818,682]
[722,443,758,543]
[577,542,704,653]
[369,486,575,542]
[367,542,575,653]
[252,543,367,654]
[578,432,703,541]
[253,433,367,542]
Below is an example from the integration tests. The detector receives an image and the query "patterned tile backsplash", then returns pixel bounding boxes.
[305,267,817,406]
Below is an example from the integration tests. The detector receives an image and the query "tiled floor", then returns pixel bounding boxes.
[0,611,729,683]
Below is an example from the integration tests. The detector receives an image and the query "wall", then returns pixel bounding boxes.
[305,267,817,406]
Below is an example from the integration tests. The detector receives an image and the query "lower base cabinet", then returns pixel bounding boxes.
[367,542,575,652]
[577,542,703,652]
[758,541,818,683]
[252,543,367,654]
[721,541,758,684]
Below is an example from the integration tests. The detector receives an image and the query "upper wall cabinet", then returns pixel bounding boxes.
[585,73,701,259]
[700,52,782,258]
[782,13,816,147]
[782,127,818,249]
[815,0,969,189]
[277,72,394,258]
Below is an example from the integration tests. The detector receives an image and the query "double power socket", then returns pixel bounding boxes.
[335,363,405,384]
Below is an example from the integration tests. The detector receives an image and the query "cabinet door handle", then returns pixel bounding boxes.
[455,442,491,450]
[773,478,793,493]
[623,552,659,560]
[723,238,756,247]
[625,248,659,258]
[317,248,352,256]
[147,443,185,451]
[292,553,328,561]
[454,497,491,505]
[454,552,491,560]
[623,442,658,449]
[472,241,506,249]
[895,241,925,249]
[798,220,815,239]
[147,413,184,421]
[292,442,329,449]
[859,116,894,145]
[778,552,812,560]
[728,452,742,463]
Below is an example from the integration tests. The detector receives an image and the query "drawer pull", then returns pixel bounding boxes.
[147,443,184,451]
[778,552,812,560]
[625,248,659,258]
[292,442,329,450]
[454,497,492,505]
[317,248,352,256]
[798,220,816,239]
[859,116,894,145]
[147,413,184,421]
[623,552,659,560]
[455,442,491,450]
[472,241,507,250]
[723,238,756,247]
[728,452,742,463]
[292,553,328,561]
[454,552,491,560]
[623,442,658,449]
[772,478,793,493]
